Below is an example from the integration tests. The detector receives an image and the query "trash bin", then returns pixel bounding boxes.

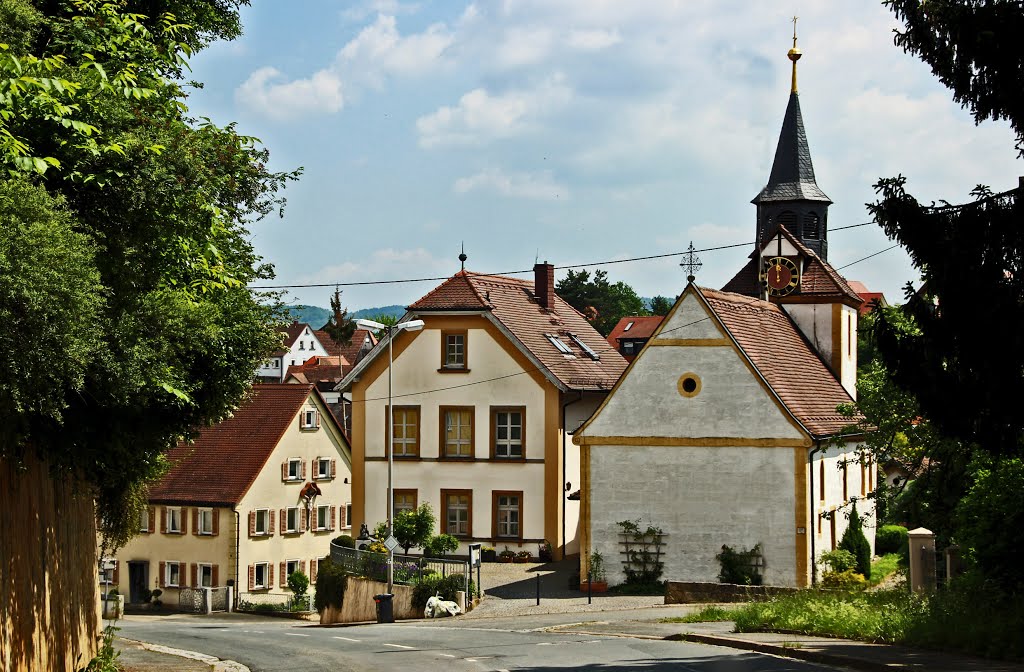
[374,593,394,623]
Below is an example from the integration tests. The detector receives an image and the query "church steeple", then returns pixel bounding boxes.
[752,21,832,259]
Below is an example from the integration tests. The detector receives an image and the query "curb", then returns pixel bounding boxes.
[119,637,251,672]
[670,632,892,672]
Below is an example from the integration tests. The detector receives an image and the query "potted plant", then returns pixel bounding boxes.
[581,550,608,592]
[499,546,515,563]
[538,540,553,562]
[515,550,532,563]
[481,546,497,562]
[150,588,163,611]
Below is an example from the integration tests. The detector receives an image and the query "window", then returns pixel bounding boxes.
[272,359,279,369]
[819,460,826,502]
[493,491,522,539]
[316,504,330,531]
[568,333,600,360]
[165,561,181,588]
[842,461,849,500]
[299,341,305,350]
[286,559,299,579]
[198,563,213,588]
[99,558,116,585]
[387,406,420,458]
[287,458,303,480]
[623,341,635,355]
[166,507,182,533]
[491,407,525,459]
[624,321,634,332]
[254,509,269,536]
[441,407,474,458]
[197,508,214,535]
[301,409,319,430]
[545,333,573,355]
[139,507,150,533]
[254,562,269,589]
[394,489,417,516]
[285,507,300,534]
[316,457,333,480]
[442,490,472,538]
[345,503,352,529]
[441,331,467,369]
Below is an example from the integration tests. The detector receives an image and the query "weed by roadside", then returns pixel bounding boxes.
[660,605,736,623]
[83,622,120,672]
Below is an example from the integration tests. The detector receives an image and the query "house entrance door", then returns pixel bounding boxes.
[127,561,148,604]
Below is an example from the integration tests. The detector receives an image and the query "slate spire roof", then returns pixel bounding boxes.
[752,92,831,205]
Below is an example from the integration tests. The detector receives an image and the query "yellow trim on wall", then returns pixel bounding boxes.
[648,338,731,347]
[579,443,591,578]
[794,447,809,587]
[351,385,366,534]
[574,435,811,448]
[544,383,562,560]
[676,373,702,398]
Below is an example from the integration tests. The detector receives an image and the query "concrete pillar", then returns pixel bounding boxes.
[203,588,212,615]
[907,527,936,593]
[226,586,234,612]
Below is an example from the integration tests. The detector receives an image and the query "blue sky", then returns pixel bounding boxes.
[186,0,1021,311]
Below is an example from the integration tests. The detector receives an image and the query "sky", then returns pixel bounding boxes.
[185,0,1022,311]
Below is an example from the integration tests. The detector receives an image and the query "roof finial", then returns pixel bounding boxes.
[788,15,802,94]
[680,241,702,284]
[458,242,467,271]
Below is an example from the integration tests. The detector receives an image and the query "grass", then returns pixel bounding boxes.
[660,605,736,623]
[867,553,903,587]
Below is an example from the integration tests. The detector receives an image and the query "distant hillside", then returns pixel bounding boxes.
[283,304,406,329]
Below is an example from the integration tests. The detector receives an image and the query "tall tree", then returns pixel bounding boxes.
[321,287,357,346]
[649,295,674,316]
[556,269,648,336]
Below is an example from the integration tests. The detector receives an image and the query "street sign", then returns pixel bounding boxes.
[468,542,481,568]
[383,535,400,552]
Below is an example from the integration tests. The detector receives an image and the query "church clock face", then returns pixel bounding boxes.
[762,256,800,296]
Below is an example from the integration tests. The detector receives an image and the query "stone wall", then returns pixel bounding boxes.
[319,577,418,624]
[665,581,797,604]
[1,455,99,672]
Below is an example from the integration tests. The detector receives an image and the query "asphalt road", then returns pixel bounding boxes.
[117,611,843,672]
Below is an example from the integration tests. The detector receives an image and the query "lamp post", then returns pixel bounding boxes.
[356,317,424,595]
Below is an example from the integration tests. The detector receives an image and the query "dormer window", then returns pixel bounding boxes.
[545,334,573,355]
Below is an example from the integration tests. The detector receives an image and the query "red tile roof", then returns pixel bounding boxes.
[285,356,349,387]
[606,316,664,349]
[847,281,887,316]
[272,321,313,357]
[397,270,628,391]
[701,287,860,437]
[147,384,323,506]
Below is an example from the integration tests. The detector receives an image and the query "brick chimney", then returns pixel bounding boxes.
[534,262,555,310]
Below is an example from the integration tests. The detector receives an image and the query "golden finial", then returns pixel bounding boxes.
[788,15,802,94]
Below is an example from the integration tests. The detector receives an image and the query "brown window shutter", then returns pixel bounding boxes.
[248,511,256,537]
[299,510,306,534]
[330,506,336,531]
[161,508,166,534]
[340,505,346,529]
[300,560,306,575]
[301,461,307,479]
[192,508,199,536]
[180,509,188,536]
[248,565,254,591]
[147,506,155,534]
[311,458,318,479]
[191,563,198,588]
[212,565,219,587]
[279,509,286,534]
[212,510,219,536]
[269,509,275,537]
[280,563,286,586]
[310,559,318,583]
[281,461,287,481]
[330,460,337,478]
[159,561,166,588]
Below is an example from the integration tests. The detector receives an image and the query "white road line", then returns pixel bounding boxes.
[384,643,414,649]
[439,654,456,658]
[333,636,361,642]
[285,633,310,637]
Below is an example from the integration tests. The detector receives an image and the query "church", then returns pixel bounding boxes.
[573,35,874,588]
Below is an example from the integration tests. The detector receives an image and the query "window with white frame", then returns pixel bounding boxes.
[254,509,269,535]
[285,507,300,533]
[99,558,116,585]
[197,508,214,535]
[301,409,319,430]
[492,408,524,459]
[316,457,332,479]
[316,504,330,531]
[286,559,299,579]
[166,507,182,533]
[198,563,213,588]
[254,562,269,589]
[299,341,305,350]
[139,507,150,533]
[287,458,302,480]
[165,561,181,587]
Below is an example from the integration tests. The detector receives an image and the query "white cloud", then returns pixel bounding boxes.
[416,75,572,147]
[340,14,453,86]
[566,28,621,50]
[494,26,555,67]
[235,67,344,120]
[453,167,568,201]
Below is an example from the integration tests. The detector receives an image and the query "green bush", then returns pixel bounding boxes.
[423,533,459,558]
[332,534,355,548]
[314,557,347,612]
[822,569,868,590]
[818,549,857,573]
[876,525,908,556]
[411,573,475,610]
[716,544,763,585]
[838,503,872,579]
[287,570,309,597]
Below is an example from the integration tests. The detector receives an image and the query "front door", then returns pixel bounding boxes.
[128,561,148,604]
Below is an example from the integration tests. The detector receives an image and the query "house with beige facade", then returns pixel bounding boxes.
[337,263,627,560]
[574,43,874,588]
[106,383,352,606]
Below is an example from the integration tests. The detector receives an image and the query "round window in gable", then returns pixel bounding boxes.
[677,373,702,398]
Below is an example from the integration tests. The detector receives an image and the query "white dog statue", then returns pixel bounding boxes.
[424,594,463,618]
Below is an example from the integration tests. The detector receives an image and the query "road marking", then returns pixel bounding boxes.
[439,654,455,658]
[384,643,414,649]
[333,636,361,642]
[285,633,310,637]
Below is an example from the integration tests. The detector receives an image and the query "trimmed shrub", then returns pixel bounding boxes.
[287,570,309,597]
[423,533,459,558]
[839,503,872,579]
[411,573,475,610]
[332,534,355,548]
[314,558,347,612]
[822,569,868,590]
[876,525,908,556]
[819,549,857,573]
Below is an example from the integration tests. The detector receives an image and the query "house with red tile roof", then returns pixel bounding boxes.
[337,262,628,560]
[106,384,352,608]
[846,280,888,316]
[573,42,874,588]
[258,322,371,383]
[605,315,664,361]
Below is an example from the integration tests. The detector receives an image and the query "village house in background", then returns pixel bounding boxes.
[575,40,874,588]
[337,262,628,560]
[257,322,376,384]
[103,384,352,608]
[605,316,664,362]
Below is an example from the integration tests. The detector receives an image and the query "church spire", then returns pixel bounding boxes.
[751,23,832,259]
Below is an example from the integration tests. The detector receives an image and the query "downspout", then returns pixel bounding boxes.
[808,440,822,586]
[233,506,241,608]
[562,390,584,558]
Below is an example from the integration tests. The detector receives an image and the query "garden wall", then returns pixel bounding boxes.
[665,581,798,604]
[319,577,418,624]
[0,455,99,671]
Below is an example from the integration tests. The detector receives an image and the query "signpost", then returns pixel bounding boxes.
[468,543,482,600]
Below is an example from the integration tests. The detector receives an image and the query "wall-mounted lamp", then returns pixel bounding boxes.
[344,477,349,484]
[564,481,572,492]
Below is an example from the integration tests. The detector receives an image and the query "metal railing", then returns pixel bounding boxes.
[329,542,470,594]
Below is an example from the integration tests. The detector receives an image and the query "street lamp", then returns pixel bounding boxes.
[355,317,424,594]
